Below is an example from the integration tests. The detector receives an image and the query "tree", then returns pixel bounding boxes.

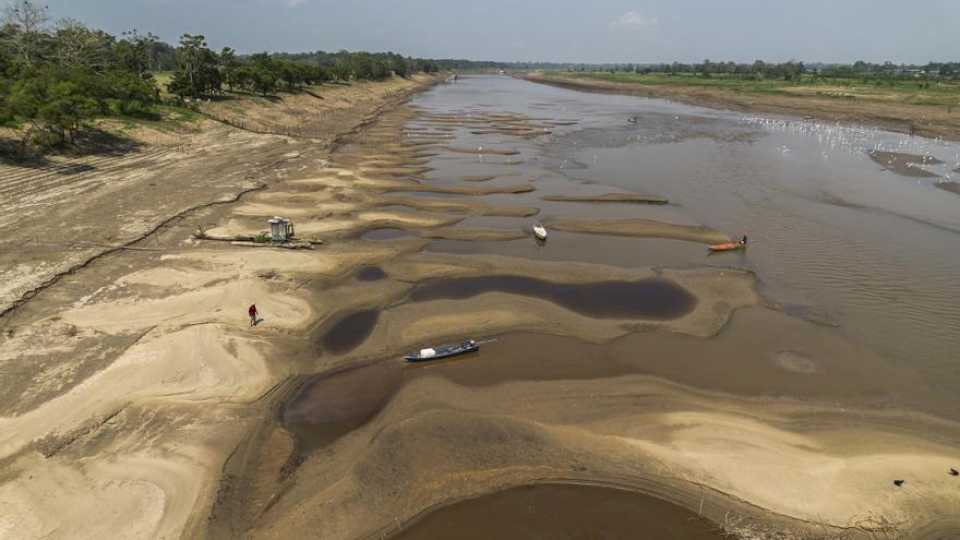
[390,55,408,78]
[219,46,240,90]
[2,0,49,67]
[168,33,220,97]
[7,69,99,150]
[115,29,158,79]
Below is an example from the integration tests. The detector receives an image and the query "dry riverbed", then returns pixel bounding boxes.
[3,75,960,540]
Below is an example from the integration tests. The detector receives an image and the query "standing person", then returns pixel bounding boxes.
[740,234,748,246]
[248,304,258,327]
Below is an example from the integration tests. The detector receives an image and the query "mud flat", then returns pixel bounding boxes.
[383,183,536,196]
[935,181,960,196]
[408,275,696,319]
[377,195,539,217]
[201,87,960,540]
[419,227,528,242]
[868,150,942,178]
[524,72,960,141]
[255,363,960,540]
[548,217,731,244]
[444,146,520,156]
[543,193,669,205]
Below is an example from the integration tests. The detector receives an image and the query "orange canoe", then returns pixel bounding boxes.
[709,242,744,252]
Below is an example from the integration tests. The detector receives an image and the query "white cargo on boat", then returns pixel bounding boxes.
[419,348,437,358]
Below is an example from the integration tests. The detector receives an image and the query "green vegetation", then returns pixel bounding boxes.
[547,62,960,108]
[0,1,162,157]
[0,0,456,160]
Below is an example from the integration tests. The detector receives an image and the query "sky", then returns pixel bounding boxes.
[43,0,960,64]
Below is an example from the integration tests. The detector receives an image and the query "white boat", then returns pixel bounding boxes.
[532,223,548,241]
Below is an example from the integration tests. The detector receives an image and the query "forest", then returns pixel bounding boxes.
[0,0,459,158]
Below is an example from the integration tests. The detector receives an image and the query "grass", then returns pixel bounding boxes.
[548,71,960,107]
[152,71,175,97]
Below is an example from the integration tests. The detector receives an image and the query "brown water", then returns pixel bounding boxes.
[355,266,387,282]
[391,483,724,540]
[320,309,380,353]
[283,361,402,452]
[407,75,960,399]
[284,75,960,535]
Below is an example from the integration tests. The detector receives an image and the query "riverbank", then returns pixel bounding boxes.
[524,72,960,141]
[4,73,960,540]
[218,80,958,539]
[0,74,441,539]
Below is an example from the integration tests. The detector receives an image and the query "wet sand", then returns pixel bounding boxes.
[936,181,960,195]
[245,76,960,540]
[524,72,960,141]
[8,73,960,540]
[408,275,696,319]
[543,193,669,204]
[227,77,960,539]
[868,150,942,178]
[548,217,731,244]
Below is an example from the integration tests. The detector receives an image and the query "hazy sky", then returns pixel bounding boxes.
[43,0,960,64]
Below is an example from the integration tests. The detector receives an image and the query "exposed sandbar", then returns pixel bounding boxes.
[548,218,730,244]
[868,150,942,178]
[935,181,960,196]
[543,193,669,205]
[444,146,520,156]
[419,228,528,242]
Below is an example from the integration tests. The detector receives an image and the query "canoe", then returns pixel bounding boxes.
[405,340,479,362]
[533,223,548,241]
[709,242,744,252]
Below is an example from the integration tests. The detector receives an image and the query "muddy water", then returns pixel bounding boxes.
[282,76,960,536]
[320,310,380,353]
[392,484,723,540]
[283,361,402,452]
[354,266,387,282]
[409,75,960,398]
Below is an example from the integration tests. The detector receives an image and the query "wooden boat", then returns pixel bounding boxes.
[708,241,745,252]
[405,340,479,362]
[532,223,548,241]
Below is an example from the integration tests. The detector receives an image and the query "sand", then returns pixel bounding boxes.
[525,72,960,142]
[250,373,960,539]
[0,76,441,540]
[4,72,960,540]
[548,217,732,244]
[543,193,669,205]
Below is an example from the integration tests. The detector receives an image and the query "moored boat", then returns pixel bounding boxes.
[405,339,479,362]
[708,241,745,252]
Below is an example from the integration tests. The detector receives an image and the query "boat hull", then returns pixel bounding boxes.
[709,242,744,252]
[405,341,479,362]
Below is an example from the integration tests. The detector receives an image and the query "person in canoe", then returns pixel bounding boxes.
[709,233,748,253]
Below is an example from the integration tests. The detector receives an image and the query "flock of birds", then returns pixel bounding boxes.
[741,116,960,181]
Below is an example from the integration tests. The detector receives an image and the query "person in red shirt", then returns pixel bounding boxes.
[248,304,258,327]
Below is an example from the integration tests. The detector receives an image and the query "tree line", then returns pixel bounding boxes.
[167,41,443,99]
[569,59,960,82]
[0,0,464,159]
[0,0,163,156]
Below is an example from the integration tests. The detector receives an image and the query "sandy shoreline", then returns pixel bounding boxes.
[2,74,960,540]
[523,72,960,142]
